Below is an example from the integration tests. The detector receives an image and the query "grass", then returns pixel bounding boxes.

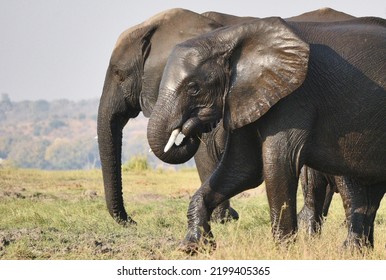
[0,167,385,260]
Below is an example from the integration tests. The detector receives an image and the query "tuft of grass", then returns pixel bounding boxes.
[0,167,385,259]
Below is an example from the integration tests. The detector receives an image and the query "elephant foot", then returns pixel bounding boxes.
[178,228,216,255]
[211,206,239,224]
[342,234,373,253]
[297,206,322,235]
[182,193,217,254]
[297,206,312,226]
[115,216,137,227]
[272,225,298,247]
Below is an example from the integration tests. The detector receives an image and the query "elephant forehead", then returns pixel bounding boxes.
[161,67,188,90]
[170,45,202,68]
[162,55,199,88]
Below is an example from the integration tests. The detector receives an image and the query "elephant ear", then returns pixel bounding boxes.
[223,17,310,130]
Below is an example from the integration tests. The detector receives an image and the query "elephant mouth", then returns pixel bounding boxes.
[164,117,221,153]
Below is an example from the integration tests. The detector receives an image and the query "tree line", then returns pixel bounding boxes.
[0,94,195,170]
[0,94,148,170]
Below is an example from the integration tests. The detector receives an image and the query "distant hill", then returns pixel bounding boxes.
[0,93,194,170]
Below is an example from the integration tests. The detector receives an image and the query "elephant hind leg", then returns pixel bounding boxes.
[343,181,385,250]
[298,166,330,235]
[364,185,385,247]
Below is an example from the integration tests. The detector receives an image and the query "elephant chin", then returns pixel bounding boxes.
[152,134,201,165]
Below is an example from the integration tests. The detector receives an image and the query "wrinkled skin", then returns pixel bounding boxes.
[147,16,386,252]
[97,8,241,226]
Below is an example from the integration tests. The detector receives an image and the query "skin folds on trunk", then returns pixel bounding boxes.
[147,102,201,164]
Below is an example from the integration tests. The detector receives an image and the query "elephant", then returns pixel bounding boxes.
[147,16,386,251]
[97,8,241,226]
[201,8,370,235]
[206,8,371,237]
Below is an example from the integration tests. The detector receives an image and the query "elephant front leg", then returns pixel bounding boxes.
[180,125,264,254]
[180,190,215,254]
[266,177,299,243]
[263,152,299,243]
[180,174,260,254]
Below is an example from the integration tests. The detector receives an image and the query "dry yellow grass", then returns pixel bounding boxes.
[0,167,385,260]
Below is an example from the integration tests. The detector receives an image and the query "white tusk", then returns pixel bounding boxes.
[164,128,181,153]
[175,132,185,146]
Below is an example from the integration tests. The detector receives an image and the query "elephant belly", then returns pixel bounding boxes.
[307,131,386,184]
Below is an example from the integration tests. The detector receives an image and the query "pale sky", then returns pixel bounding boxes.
[1,0,385,101]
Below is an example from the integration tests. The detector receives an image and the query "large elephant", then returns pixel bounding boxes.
[206,8,370,237]
[147,16,386,250]
[97,8,241,226]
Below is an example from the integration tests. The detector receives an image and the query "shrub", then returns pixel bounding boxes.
[122,155,149,171]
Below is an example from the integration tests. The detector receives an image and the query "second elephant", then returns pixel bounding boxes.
[97,8,240,226]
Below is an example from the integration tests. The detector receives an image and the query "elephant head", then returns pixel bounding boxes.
[147,18,309,164]
[97,8,222,225]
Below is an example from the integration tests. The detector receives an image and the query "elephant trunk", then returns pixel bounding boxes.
[97,81,139,226]
[147,98,200,164]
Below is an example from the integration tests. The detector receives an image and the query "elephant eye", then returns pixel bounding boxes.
[113,68,126,82]
[187,82,200,96]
